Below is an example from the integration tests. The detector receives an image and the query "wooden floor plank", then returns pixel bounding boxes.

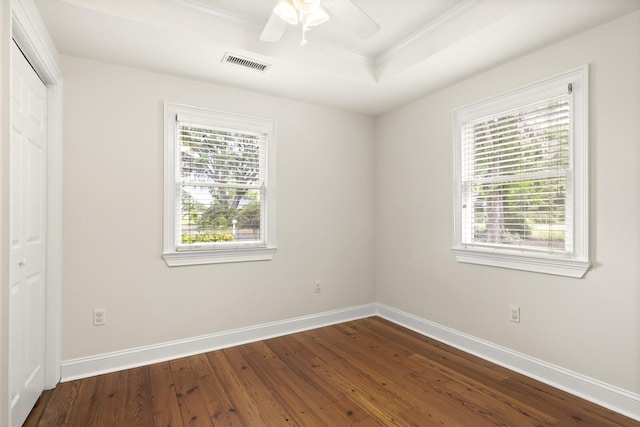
[293,333,415,425]
[502,376,636,427]
[310,325,452,414]
[96,369,131,425]
[358,318,510,386]
[314,322,540,426]
[238,346,330,425]
[238,340,289,371]
[64,376,100,427]
[190,353,215,379]
[169,357,212,426]
[409,352,558,425]
[222,345,297,425]
[437,379,554,426]
[23,388,54,427]
[265,333,347,404]
[72,372,107,426]
[24,317,640,427]
[124,366,154,427]
[206,349,271,425]
[32,380,79,426]
[149,361,184,427]
[195,374,245,426]
[322,397,375,425]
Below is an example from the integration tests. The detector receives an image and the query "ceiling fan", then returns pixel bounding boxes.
[260,0,380,46]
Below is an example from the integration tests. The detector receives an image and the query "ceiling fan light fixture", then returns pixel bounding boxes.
[274,0,298,25]
[304,6,330,27]
[261,0,379,44]
[292,0,321,13]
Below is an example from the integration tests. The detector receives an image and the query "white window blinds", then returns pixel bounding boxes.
[460,90,572,254]
[176,117,267,247]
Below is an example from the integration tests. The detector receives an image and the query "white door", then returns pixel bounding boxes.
[9,40,48,427]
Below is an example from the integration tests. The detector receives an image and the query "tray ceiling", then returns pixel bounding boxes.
[34,0,640,114]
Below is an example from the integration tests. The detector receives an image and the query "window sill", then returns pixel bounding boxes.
[163,246,277,267]
[452,247,590,278]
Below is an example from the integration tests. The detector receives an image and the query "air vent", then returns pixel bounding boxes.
[222,53,271,72]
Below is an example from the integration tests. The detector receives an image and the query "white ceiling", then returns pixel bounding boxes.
[34,0,640,115]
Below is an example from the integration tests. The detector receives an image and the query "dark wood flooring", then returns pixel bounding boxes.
[24,317,639,426]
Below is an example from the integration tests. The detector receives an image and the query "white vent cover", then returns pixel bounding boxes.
[222,53,271,72]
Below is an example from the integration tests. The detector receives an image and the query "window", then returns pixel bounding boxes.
[453,67,589,278]
[163,102,276,266]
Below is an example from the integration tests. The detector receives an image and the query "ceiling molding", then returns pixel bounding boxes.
[307,40,373,66]
[374,0,479,66]
[170,0,263,31]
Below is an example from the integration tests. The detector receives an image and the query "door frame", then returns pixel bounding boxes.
[11,0,62,389]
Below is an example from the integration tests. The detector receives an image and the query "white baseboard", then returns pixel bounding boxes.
[376,304,640,422]
[61,303,377,382]
[61,302,640,422]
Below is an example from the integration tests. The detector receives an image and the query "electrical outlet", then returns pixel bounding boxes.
[314,280,322,293]
[509,305,520,323]
[93,308,106,326]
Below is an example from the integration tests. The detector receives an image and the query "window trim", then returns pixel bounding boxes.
[453,66,589,278]
[163,102,276,266]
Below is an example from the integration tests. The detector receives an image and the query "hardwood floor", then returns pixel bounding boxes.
[25,317,639,426]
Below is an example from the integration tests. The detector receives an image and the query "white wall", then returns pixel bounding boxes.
[61,56,376,360]
[375,10,640,394]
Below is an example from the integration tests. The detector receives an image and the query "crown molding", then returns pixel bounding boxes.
[170,0,263,30]
[375,0,479,66]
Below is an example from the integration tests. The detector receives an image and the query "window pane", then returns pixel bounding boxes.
[180,185,263,245]
[463,97,570,180]
[461,94,570,253]
[467,177,566,251]
[179,124,264,186]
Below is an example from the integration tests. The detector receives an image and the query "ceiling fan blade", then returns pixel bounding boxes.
[323,0,380,39]
[260,12,289,42]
